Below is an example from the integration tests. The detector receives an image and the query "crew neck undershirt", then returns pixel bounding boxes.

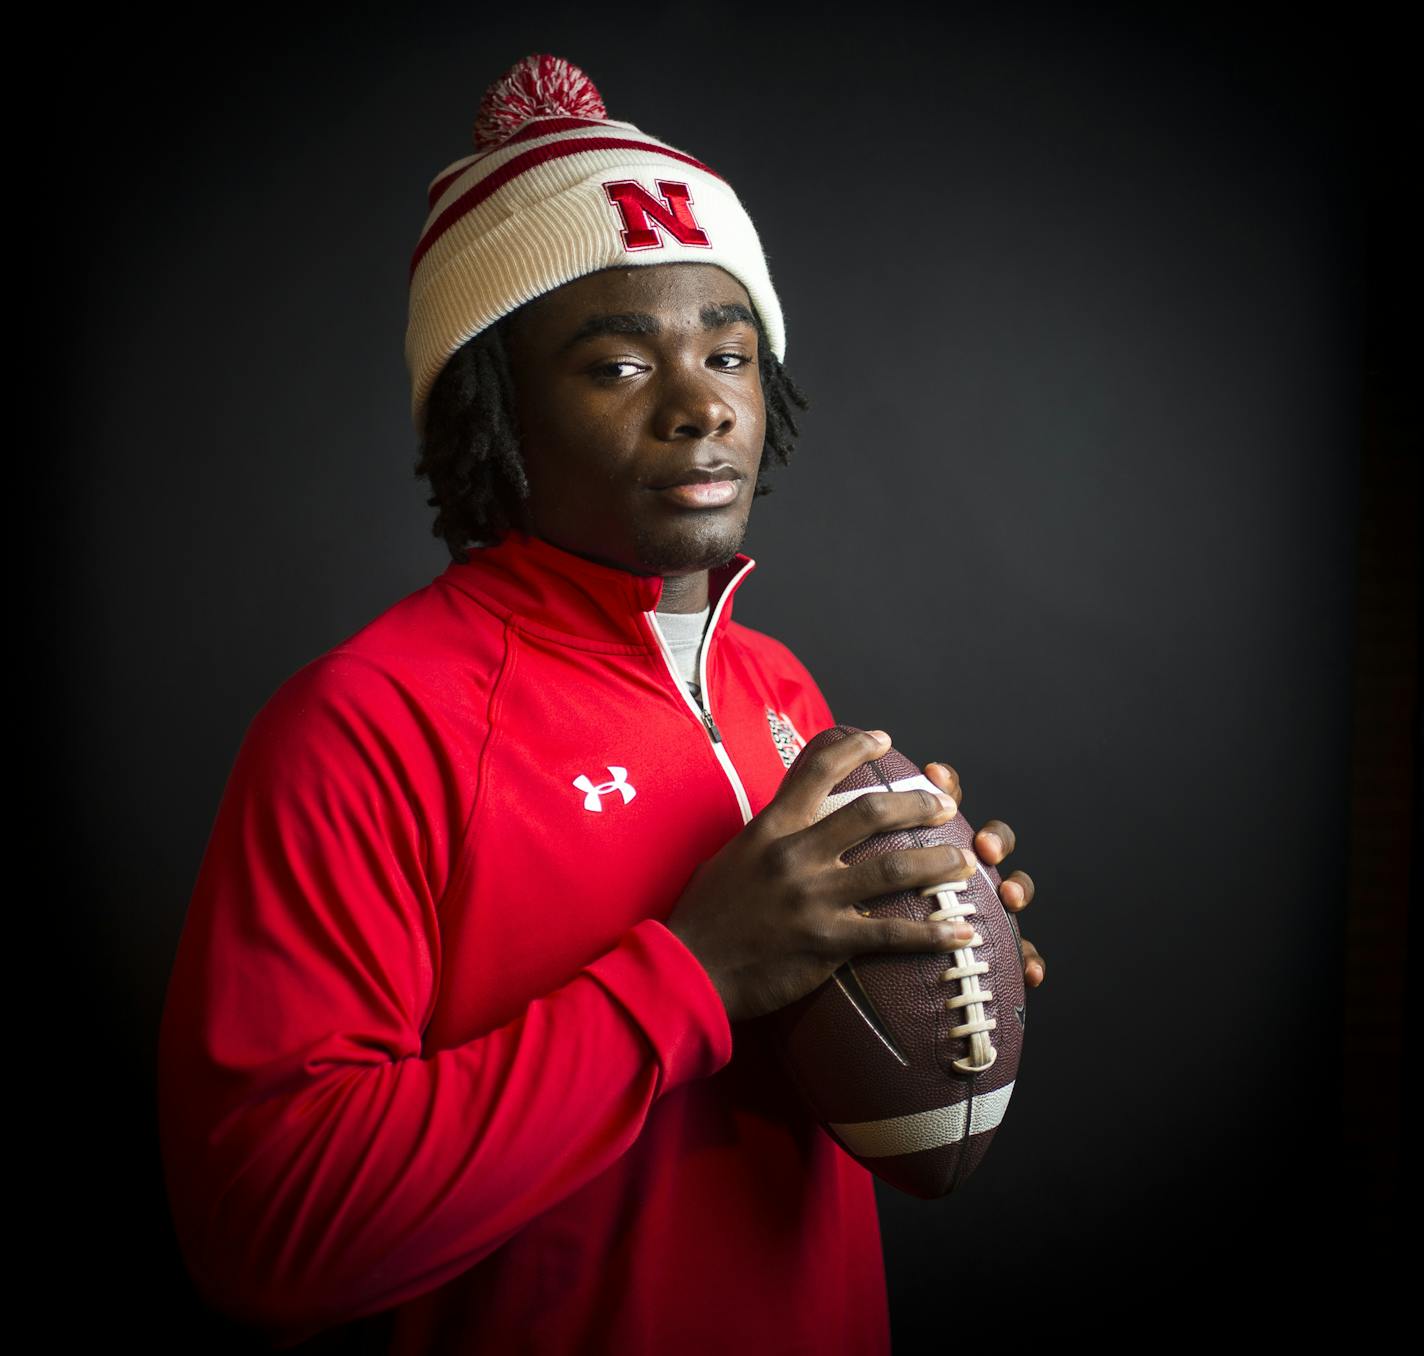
[655,603,712,703]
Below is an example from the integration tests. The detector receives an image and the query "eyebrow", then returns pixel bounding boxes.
[559,302,758,352]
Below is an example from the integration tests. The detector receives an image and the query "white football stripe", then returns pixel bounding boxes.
[814,773,941,822]
[829,1081,1016,1157]
[816,773,998,893]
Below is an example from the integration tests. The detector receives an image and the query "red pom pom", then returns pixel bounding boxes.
[473,54,608,151]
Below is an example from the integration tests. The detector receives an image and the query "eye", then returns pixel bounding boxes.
[709,351,755,371]
[590,359,647,382]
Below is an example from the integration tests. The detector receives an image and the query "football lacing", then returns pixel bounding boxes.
[923,877,997,1074]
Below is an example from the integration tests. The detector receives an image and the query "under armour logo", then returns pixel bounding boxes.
[573,766,637,812]
[1015,1005,1027,1029]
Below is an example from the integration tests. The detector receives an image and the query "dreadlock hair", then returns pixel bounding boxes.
[415,308,810,563]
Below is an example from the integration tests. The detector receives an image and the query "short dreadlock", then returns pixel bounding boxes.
[415,308,810,563]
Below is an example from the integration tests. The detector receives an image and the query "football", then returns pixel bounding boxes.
[769,724,1026,1199]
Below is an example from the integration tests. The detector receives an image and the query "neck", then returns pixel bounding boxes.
[657,571,709,613]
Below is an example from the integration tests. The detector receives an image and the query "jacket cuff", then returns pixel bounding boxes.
[585,918,733,1094]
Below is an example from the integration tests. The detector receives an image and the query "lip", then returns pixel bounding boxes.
[650,464,743,490]
[648,463,745,509]
[657,479,742,508]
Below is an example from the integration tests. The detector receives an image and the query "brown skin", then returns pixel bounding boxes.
[504,261,763,613]
[504,261,1043,1022]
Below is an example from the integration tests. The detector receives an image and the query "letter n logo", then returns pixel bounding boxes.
[602,179,711,252]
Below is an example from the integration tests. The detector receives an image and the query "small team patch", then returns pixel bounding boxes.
[766,708,807,769]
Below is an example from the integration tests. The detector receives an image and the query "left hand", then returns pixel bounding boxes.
[923,761,1044,989]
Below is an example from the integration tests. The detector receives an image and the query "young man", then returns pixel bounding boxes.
[158,54,1042,1354]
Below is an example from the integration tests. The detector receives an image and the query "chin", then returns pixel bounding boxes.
[631,506,750,575]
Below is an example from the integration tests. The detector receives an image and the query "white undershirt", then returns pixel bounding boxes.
[655,603,712,704]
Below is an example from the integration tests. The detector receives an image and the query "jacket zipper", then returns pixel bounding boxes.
[645,562,755,825]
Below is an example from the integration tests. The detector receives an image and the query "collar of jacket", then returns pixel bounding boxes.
[439,528,759,653]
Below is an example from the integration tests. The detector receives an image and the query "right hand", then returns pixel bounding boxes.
[665,728,979,1023]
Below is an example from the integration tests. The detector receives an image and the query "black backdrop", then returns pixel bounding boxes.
[41,1,1408,1347]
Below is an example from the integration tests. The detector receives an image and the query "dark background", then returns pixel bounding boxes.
[41,0,1411,1347]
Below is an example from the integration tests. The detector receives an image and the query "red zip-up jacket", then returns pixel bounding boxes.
[157,528,891,1354]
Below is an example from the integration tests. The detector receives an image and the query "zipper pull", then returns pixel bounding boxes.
[701,708,724,743]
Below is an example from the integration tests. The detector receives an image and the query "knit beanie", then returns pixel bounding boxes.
[404,53,787,436]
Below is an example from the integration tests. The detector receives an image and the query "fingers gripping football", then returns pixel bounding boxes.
[924,761,1043,985]
[770,731,1027,1201]
[665,729,978,1023]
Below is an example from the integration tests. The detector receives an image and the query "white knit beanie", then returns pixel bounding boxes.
[404,54,787,436]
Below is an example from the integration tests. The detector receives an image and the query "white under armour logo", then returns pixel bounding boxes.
[572,766,637,812]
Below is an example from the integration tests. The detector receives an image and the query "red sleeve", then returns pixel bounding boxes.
[157,654,733,1344]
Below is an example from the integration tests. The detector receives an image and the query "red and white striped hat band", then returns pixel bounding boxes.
[404,55,787,435]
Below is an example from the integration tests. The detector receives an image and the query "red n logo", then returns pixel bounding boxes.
[602,179,712,251]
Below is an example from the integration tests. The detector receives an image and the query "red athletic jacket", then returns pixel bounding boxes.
[157,528,891,1354]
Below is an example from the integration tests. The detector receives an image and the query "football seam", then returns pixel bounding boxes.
[836,961,911,1067]
[901,791,999,1078]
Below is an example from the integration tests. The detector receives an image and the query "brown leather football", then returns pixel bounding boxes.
[770,724,1026,1199]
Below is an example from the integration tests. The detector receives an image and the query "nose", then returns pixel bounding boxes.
[653,363,736,441]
